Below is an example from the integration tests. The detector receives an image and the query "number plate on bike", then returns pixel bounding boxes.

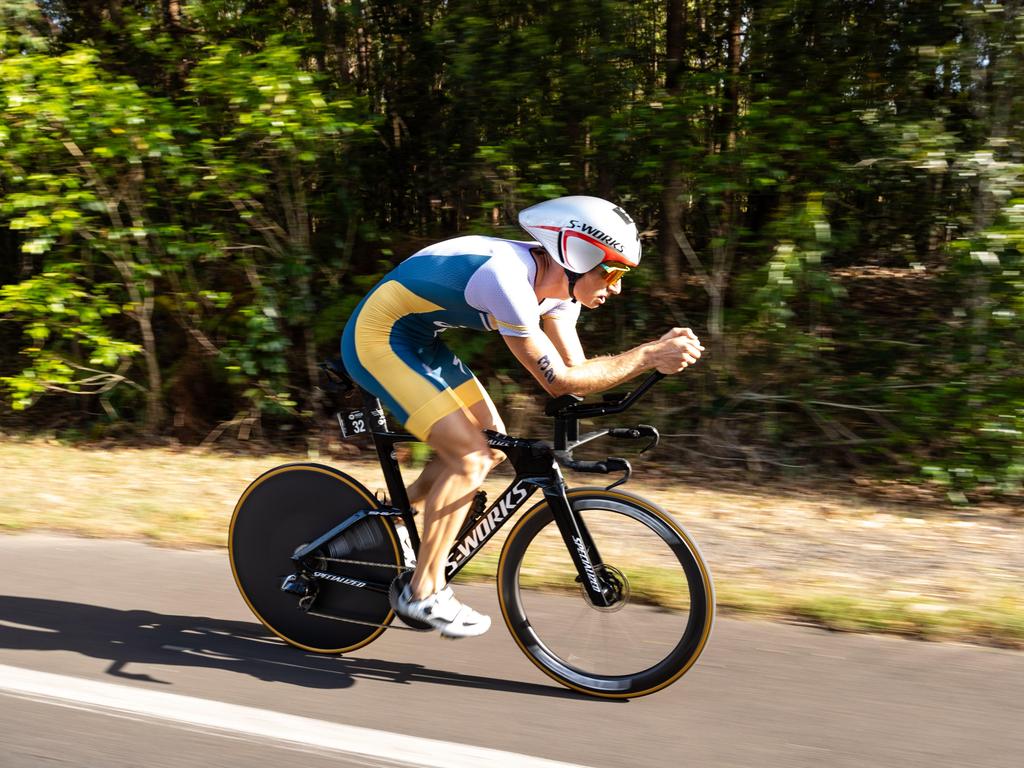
[338,409,369,438]
[337,406,387,438]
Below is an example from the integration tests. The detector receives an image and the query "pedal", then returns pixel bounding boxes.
[387,571,434,632]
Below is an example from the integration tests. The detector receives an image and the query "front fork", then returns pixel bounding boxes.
[540,470,617,608]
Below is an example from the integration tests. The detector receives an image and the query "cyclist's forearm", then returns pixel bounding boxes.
[503,332,673,398]
[556,344,655,396]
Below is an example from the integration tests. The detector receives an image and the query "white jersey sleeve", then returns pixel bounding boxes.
[464,250,543,337]
[540,297,581,324]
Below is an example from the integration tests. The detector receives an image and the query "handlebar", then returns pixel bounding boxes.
[544,371,666,454]
[555,455,630,475]
[545,371,665,418]
[554,454,633,491]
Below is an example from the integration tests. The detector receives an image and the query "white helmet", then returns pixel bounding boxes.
[518,195,641,274]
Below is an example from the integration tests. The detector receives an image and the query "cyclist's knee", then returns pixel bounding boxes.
[427,409,500,483]
[448,446,492,485]
[489,447,507,469]
[466,411,507,470]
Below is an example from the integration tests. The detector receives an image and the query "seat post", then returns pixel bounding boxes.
[358,390,409,510]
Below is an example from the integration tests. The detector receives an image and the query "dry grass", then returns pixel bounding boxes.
[2,436,1021,647]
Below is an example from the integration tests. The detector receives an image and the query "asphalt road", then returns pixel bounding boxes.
[0,533,1021,768]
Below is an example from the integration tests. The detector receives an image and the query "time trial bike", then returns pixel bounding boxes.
[229,361,714,698]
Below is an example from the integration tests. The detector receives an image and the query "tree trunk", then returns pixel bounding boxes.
[968,0,1017,379]
[659,0,688,293]
[138,292,165,433]
[660,170,684,291]
[163,0,181,27]
[665,0,685,91]
[724,0,741,153]
[707,0,742,369]
[310,0,329,72]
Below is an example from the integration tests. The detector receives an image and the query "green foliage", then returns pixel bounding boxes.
[0,43,177,419]
[751,194,842,341]
[913,157,1024,494]
[182,36,375,414]
[0,267,140,408]
[0,21,373,428]
[0,0,1022,495]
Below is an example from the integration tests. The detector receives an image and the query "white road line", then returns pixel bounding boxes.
[0,663,590,768]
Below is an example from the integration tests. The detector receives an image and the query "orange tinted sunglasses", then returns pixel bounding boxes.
[598,262,630,286]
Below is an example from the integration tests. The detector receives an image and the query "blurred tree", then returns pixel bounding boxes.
[186,37,374,424]
[0,46,183,429]
[0,0,1020,493]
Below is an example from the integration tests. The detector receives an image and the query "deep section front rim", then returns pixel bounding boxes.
[497,489,714,698]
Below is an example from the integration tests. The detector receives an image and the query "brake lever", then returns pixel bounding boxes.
[636,424,660,454]
[603,457,631,491]
[554,453,632,490]
[607,425,660,454]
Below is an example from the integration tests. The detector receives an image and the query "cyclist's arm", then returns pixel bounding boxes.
[541,314,586,367]
[504,332,656,397]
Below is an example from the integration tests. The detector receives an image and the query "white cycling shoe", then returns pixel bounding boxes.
[392,585,491,639]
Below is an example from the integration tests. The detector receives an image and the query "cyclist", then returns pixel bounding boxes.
[340,195,703,638]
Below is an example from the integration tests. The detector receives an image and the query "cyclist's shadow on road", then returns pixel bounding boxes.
[0,595,585,699]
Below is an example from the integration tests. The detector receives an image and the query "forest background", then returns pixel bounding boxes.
[1,0,1022,501]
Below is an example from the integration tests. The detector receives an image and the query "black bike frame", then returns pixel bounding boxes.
[295,385,619,608]
[295,364,664,612]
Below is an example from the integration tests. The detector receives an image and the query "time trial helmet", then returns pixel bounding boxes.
[518,195,641,274]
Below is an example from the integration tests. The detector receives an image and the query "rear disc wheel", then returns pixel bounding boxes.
[229,463,401,653]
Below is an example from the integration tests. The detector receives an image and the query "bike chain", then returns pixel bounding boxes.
[315,555,411,572]
[302,556,423,631]
[305,609,425,632]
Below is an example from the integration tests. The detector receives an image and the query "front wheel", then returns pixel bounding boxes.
[497,488,714,698]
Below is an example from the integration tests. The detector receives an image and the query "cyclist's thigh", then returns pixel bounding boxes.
[418,341,506,433]
[342,310,484,441]
[458,377,506,434]
[425,406,491,470]
[417,341,509,452]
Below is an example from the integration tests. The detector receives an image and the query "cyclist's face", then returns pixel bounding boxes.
[575,264,624,308]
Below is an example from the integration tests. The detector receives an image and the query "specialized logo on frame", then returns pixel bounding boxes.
[447,480,531,571]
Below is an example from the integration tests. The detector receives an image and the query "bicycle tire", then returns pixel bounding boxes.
[229,462,400,653]
[497,488,714,698]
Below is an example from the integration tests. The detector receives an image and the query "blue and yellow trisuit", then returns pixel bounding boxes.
[341,235,580,441]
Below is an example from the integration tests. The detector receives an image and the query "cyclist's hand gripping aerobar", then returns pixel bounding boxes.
[505,325,705,397]
[650,327,704,375]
